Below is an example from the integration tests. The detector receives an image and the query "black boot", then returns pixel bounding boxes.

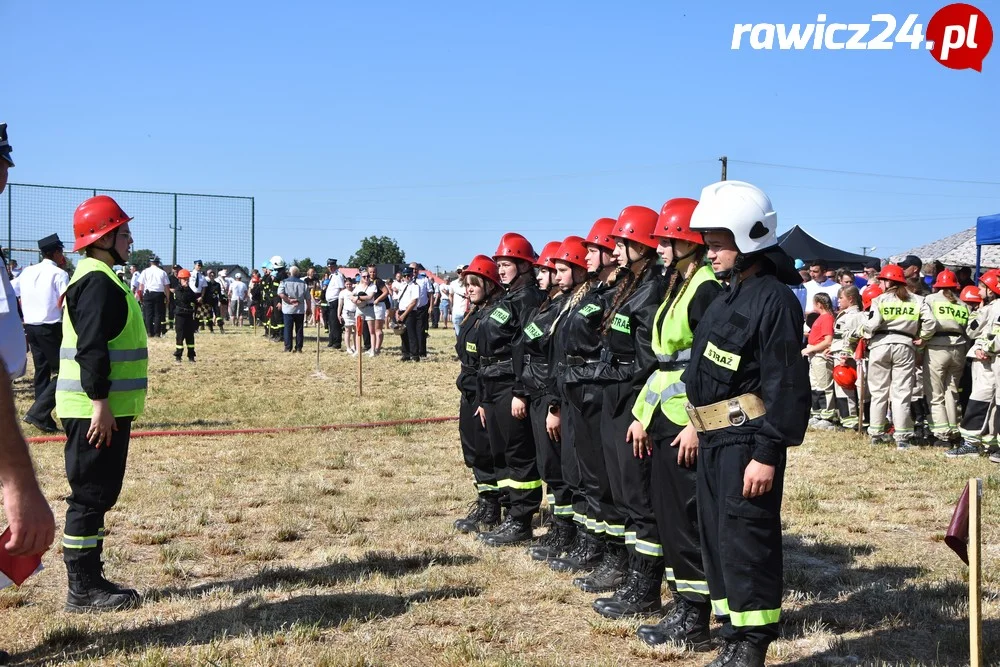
[592,566,639,611]
[65,561,141,613]
[713,640,767,667]
[706,640,740,667]
[527,516,577,561]
[454,495,500,534]
[0,649,9,665]
[549,531,604,573]
[574,541,628,593]
[479,514,533,546]
[593,556,662,618]
[636,595,712,650]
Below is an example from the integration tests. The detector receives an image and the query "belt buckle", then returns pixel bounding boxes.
[727,398,747,427]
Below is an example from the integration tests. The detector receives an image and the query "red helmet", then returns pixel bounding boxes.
[176,269,191,279]
[861,284,883,310]
[462,255,500,286]
[980,271,1000,297]
[553,235,588,270]
[833,365,857,390]
[535,241,562,271]
[932,270,959,289]
[585,218,617,252]
[612,205,659,250]
[960,285,983,304]
[73,195,133,251]
[493,233,535,263]
[877,264,906,284]
[654,198,703,245]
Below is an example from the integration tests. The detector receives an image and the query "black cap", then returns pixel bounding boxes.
[194,259,203,265]
[864,258,881,270]
[37,233,63,253]
[898,255,922,270]
[0,123,13,167]
[327,258,338,266]
[402,266,414,276]
[151,256,161,264]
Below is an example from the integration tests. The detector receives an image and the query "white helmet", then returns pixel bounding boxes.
[270,255,286,269]
[689,181,778,254]
[235,272,242,279]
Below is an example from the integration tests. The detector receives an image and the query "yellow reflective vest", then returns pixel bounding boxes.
[632,265,719,428]
[55,258,148,418]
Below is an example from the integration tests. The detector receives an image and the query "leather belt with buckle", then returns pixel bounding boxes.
[684,394,766,433]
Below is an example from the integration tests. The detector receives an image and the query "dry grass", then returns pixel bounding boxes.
[3,324,1000,665]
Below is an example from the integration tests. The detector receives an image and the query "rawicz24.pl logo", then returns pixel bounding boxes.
[731,3,993,71]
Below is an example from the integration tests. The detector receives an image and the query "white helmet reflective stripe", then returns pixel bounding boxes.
[270,255,286,269]
[689,180,778,254]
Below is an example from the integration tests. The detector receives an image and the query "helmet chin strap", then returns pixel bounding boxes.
[107,228,128,265]
[670,240,698,266]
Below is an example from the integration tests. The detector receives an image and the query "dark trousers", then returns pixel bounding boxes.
[415,305,429,356]
[530,396,572,520]
[24,322,61,424]
[603,383,658,559]
[362,322,371,350]
[174,312,196,359]
[167,296,175,329]
[698,439,786,649]
[142,292,165,337]
[62,416,132,565]
[431,302,441,328]
[562,382,610,537]
[558,397,585,529]
[401,312,420,359]
[283,313,304,351]
[269,303,283,339]
[482,378,541,523]
[327,303,342,348]
[459,393,498,494]
[650,417,707,602]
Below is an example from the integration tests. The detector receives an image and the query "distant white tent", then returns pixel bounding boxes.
[892,227,1000,270]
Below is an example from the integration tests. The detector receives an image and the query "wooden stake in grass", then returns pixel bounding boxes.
[970,476,983,667]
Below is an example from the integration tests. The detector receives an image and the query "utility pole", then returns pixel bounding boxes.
[170,193,181,267]
[861,246,876,256]
[719,156,727,181]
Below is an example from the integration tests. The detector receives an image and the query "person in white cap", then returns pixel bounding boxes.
[450,264,469,336]
[228,272,247,326]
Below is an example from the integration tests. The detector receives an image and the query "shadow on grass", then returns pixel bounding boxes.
[779,533,996,665]
[13,551,481,665]
[137,418,236,428]
[145,549,478,601]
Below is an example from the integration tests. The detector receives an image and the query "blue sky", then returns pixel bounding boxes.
[3,0,998,272]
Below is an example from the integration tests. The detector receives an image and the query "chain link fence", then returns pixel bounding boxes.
[1,183,253,272]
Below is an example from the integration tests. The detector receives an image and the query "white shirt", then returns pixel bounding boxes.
[804,278,840,314]
[189,270,206,294]
[229,280,247,302]
[340,289,357,318]
[440,284,451,301]
[415,275,431,308]
[138,265,169,293]
[0,265,27,378]
[397,280,420,311]
[325,271,345,301]
[450,279,467,316]
[129,271,141,292]
[12,259,68,325]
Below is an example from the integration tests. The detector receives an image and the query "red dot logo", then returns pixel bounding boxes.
[927,3,993,71]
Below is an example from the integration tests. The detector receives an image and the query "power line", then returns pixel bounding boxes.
[729,159,1000,187]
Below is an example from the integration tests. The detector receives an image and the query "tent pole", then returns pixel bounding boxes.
[976,245,982,281]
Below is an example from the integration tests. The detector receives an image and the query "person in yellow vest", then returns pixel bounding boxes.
[861,265,934,449]
[922,270,969,447]
[55,195,147,613]
[628,198,721,651]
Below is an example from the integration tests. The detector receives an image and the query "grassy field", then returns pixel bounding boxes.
[3,324,999,666]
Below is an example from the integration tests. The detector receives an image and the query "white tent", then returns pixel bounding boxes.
[892,227,1000,270]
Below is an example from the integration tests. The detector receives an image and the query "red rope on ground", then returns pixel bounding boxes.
[25,416,459,444]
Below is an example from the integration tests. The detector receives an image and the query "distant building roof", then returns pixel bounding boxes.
[891,227,1000,269]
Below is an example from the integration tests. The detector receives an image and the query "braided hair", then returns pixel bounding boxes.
[600,243,658,335]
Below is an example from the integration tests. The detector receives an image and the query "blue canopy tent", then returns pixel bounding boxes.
[976,214,1000,278]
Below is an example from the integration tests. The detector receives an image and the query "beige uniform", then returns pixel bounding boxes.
[958,300,999,446]
[921,293,969,439]
[862,291,934,443]
[832,306,867,428]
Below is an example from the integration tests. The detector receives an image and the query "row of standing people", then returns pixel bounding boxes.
[453,181,811,667]
[804,261,1000,458]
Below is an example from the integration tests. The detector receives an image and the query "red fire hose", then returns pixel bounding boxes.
[25,416,458,444]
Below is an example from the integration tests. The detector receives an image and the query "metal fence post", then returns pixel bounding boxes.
[6,185,11,252]
[250,197,255,271]
[172,194,178,268]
